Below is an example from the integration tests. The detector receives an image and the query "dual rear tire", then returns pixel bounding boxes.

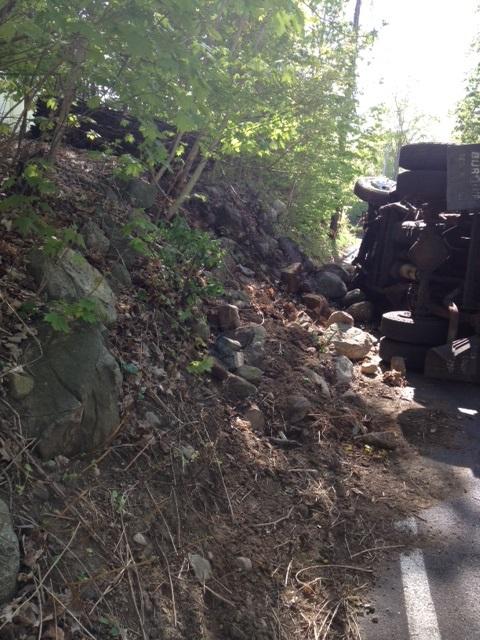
[379,311,448,370]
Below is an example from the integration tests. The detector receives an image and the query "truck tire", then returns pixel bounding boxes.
[380,311,448,346]
[354,176,395,206]
[398,143,449,171]
[379,337,428,371]
[395,169,446,201]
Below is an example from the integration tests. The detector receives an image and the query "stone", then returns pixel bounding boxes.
[301,368,331,399]
[29,248,117,324]
[235,557,253,572]
[284,395,312,424]
[214,336,244,371]
[320,263,352,284]
[272,199,287,214]
[218,304,241,330]
[11,326,122,459]
[342,288,366,307]
[210,358,229,381]
[8,370,34,399]
[311,271,347,300]
[189,553,212,583]
[0,499,19,604]
[256,234,279,260]
[215,203,245,232]
[126,178,156,209]
[238,265,255,278]
[225,374,257,400]
[335,356,354,385]
[237,365,262,384]
[280,262,302,293]
[81,221,110,256]
[278,237,305,265]
[133,533,148,546]
[144,412,166,429]
[361,361,380,375]
[347,301,374,323]
[109,262,132,291]
[326,311,354,328]
[325,324,375,361]
[302,293,329,311]
[234,324,267,349]
[244,405,265,431]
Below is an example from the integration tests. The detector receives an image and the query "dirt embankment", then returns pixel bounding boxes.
[0,147,457,640]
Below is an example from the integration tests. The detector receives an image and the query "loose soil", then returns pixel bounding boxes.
[0,147,466,640]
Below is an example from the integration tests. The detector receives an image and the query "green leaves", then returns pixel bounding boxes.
[44,299,100,333]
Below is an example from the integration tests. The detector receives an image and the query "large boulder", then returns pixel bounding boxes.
[0,499,19,604]
[309,271,347,300]
[29,249,117,324]
[10,326,122,459]
[325,323,376,361]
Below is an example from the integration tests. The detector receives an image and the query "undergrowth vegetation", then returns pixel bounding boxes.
[0,1,371,271]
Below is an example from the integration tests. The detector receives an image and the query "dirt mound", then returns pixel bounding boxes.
[0,147,454,640]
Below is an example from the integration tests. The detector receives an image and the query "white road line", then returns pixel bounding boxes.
[398,517,442,640]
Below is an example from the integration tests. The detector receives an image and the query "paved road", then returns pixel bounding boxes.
[360,375,480,640]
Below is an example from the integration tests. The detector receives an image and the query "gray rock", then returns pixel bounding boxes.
[278,237,305,265]
[11,326,122,459]
[109,262,132,291]
[324,323,375,361]
[234,324,267,367]
[346,301,374,323]
[189,553,212,583]
[214,336,244,371]
[29,248,117,324]
[320,263,352,284]
[8,371,34,399]
[81,221,110,256]
[284,395,312,424]
[238,265,255,278]
[326,311,354,328]
[0,499,19,604]
[215,204,244,231]
[335,356,354,385]
[218,304,241,330]
[256,234,279,260]
[237,365,262,384]
[126,178,156,209]
[235,556,253,571]
[244,405,265,431]
[235,324,267,348]
[342,288,366,307]
[210,358,230,381]
[301,368,331,400]
[311,271,347,300]
[272,199,287,214]
[261,206,279,226]
[225,374,256,400]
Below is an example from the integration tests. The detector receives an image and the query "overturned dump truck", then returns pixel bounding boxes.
[353,143,480,383]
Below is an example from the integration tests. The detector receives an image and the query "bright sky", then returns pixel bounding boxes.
[355,0,480,141]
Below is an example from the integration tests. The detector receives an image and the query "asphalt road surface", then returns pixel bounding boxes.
[359,375,480,640]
